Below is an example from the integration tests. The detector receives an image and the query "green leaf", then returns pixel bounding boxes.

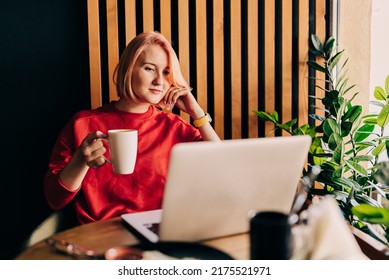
[329,97,344,116]
[309,114,325,122]
[369,100,385,108]
[363,118,378,125]
[271,111,279,122]
[312,146,327,166]
[350,112,363,134]
[323,36,336,53]
[322,90,339,107]
[342,84,356,96]
[276,123,293,132]
[354,194,382,207]
[340,121,353,137]
[345,160,368,177]
[328,50,344,72]
[377,103,389,128]
[347,92,360,103]
[254,111,277,123]
[293,124,316,137]
[311,34,323,53]
[372,141,386,157]
[385,75,389,94]
[336,98,347,124]
[337,78,349,95]
[354,124,375,142]
[307,61,329,75]
[342,105,362,122]
[362,113,379,119]
[311,105,330,115]
[333,143,343,164]
[352,204,389,227]
[285,119,297,127]
[355,141,376,151]
[374,86,386,101]
[328,132,342,151]
[324,118,340,136]
[352,155,374,162]
[332,165,344,178]
[332,176,359,190]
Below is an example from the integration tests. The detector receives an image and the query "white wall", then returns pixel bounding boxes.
[338,0,371,111]
[370,0,389,112]
[370,0,389,160]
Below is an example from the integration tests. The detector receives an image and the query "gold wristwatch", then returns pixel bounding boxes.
[193,112,212,128]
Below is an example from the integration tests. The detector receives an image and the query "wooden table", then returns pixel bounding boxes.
[16,217,250,260]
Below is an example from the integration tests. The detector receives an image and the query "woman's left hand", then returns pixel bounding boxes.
[160,86,204,119]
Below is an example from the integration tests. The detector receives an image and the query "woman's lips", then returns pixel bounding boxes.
[149,88,162,94]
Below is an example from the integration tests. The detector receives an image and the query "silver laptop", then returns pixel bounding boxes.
[121,135,311,243]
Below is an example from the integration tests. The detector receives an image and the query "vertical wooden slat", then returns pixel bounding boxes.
[282,0,293,136]
[213,0,224,139]
[298,0,310,127]
[125,0,137,44]
[178,0,190,123]
[143,0,154,32]
[196,0,208,112]
[160,0,171,41]
[87,0,102,109]
[315,0,327,122]
[264,0,275,136]
[230,0,241,139]
[248,0,258,138]
[106,0,120,102]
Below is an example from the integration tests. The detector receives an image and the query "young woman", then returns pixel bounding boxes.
[44,31,220,224]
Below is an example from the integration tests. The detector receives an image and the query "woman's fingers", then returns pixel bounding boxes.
[80,131,108,168]
[164,87,192,106]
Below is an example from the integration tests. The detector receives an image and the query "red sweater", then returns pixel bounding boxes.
[44,103,202,224]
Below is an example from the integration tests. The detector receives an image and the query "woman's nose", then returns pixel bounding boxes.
[152,72,164,85]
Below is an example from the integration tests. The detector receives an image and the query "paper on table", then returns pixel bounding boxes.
[291,196,368,260]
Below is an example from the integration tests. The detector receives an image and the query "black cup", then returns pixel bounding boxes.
[249,211,291,260]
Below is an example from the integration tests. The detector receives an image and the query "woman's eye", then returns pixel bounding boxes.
[163,70,170,76]
[145,67,154,72]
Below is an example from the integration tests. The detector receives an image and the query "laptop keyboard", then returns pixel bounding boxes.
[144,223,160,235]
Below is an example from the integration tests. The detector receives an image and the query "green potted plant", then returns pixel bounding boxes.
[254,34,389,256]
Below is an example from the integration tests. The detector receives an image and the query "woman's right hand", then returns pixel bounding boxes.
[59,131,108,191]
[78,131,108,168]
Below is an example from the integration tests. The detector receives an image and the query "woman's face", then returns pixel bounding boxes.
[131,45,171,105]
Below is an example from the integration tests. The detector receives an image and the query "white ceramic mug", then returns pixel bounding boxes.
[106,129,138,174]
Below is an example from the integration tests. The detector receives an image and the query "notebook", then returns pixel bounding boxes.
[121,135,311,243]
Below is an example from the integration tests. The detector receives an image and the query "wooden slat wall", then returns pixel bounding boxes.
[247,0,258,138]
[282,0,293,136]
[124,0,136,43]
[106,0,120,102]
[230,0,241,139]
[315,0,328,124]
[298,0,310,127]
[264,0,275,137]
[195,0,208,119]
[87,0,102,109]
[213,0,224,137]
[178,0,190,123]
[87,0,331,140]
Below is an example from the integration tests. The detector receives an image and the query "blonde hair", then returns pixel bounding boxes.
[114,31,189,101]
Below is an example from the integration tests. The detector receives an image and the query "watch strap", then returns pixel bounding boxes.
[193,112,212,128]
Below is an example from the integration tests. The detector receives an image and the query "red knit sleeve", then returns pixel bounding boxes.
[43,117,82,211]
